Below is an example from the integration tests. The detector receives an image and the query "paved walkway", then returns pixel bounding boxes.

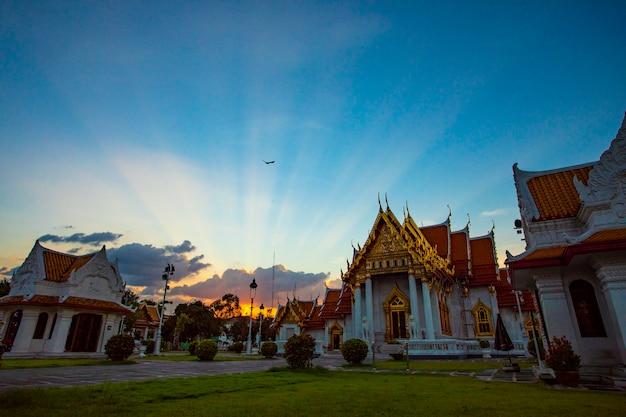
[2,355,622,393]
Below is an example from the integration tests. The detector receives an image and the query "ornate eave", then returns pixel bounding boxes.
[343,201,455,288]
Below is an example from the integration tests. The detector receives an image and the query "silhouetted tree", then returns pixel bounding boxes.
[0,279,10,297]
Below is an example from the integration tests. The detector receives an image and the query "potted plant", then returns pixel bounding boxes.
[545,335,581,386]
[479,339,491,358]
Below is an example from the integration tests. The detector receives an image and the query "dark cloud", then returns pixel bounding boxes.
[168,265,330,310]
[108,242,211,288]
[164,240,196,254]
[0,266,16,278]
[38,232,122,246]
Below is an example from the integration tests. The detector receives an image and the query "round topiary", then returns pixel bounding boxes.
[189,340,198,356]
[284,333,316,369]
[229,341,244,353]
[260,340,278,358]
[196,339,218,361]
[341,338,369,364]
[105,334,135,361]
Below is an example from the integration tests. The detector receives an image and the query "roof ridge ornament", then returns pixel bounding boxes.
[574,111,626,205]
[378,193,383,212]
[385,193,390,211]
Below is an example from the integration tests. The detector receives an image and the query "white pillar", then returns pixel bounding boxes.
[365,276,374,342]
[11,310,39,353]
[535,273,579,350]
[408,271,421,339]
[421,278,435,339]
[594,260,626,365]
[48,311,74,353]
[354,284,362,339]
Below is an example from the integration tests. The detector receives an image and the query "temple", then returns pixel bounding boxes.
[272,199,535,358]
[0,241,133,357]
[507,112,626,376]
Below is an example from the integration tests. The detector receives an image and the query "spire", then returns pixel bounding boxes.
[378,193,383,212]
[385,193,389,211]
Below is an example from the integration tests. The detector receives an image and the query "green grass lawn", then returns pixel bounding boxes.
[0,367,623,417]
[0,352,264,369]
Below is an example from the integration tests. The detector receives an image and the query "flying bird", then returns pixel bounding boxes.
[263,160,275,164]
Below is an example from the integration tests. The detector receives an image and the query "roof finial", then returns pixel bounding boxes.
[447,204,452,220]
[378,193,382,212]
[406,201,411,218]
[490,220,496,234]
[385,193,389,211]
[466,213,471,228]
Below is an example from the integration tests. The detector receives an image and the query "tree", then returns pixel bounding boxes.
[209,293,242,319]
[0,279,10,297]
[229,316,252,342]
[173,301,219,341]
[173,313,193,349]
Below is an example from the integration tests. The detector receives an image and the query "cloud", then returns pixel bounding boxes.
[38,232,123,246]
[107,241,211,288]
[0,266,16,278]
[168,264,329,308]
[164,240,196,254]
[481,208,507,217]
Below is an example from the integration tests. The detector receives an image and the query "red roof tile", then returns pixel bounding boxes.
[421,223,449,259]
[526,166,591,221]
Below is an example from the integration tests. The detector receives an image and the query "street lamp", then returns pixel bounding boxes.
[154,263,174,355]
[256,303,264,348]
[246,278,257,354]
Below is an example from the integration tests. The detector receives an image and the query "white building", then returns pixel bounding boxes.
[507,112,626,376]
[0,241,133,357]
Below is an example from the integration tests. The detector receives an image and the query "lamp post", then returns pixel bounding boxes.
[256,303,264,348]
[246,278,257,354]
[513,290,527,355]
[154,263,174,355]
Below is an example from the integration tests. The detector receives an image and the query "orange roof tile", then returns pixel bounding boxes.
[526,166,591,221]
[421,223,449,259]
[468,236,498,286]
[583,228,626,243]
[450,230,470,278]
[495,269,534,310]
[0,294,132,315]
[43,250,96,282]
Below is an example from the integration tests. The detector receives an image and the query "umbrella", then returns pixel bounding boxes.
[494,314,516,369]
[494,314,514,351]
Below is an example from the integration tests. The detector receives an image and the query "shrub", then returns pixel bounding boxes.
[260,340,278,358]
[545,335,581,372]
[284,333,316,369]
[105,335,135,361]
[196,339,218,361]
[229,341,244,353]
[189,340,198,356]
[144,339,155,354]
[341,338,369,364]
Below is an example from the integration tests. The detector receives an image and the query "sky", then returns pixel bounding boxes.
[1,1,625,314]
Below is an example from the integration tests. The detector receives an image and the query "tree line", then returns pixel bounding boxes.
[123,291,275,348]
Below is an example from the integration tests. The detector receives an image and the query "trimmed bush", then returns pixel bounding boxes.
[229,341,244,353]
[144,339,155,354]
[105,335,135,361]
[189,340,198,356]
[196,339,218,361]
[341,338,369,364]
[260,340,278,358]
[284,333,316,369]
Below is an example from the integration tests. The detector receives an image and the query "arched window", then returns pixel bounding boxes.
[383,284,410,341]
[570,280,606,337]
[33,312,48,339]
[472,300,493,336]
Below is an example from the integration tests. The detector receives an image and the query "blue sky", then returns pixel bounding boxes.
[1,1,625,312]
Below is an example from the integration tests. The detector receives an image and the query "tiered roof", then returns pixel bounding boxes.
[507,112,626,271]
[494,269,534,311]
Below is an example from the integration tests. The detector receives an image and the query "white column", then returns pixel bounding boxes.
[535,273,579,350]
[48,312,74,353]
[594,260,626,365]
[354,284,362,340]
[11,310,39,353]
[408,271,420,339]
[365,276,374,342]
[422,278,435,339]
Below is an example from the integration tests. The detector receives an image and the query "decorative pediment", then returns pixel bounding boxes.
[370,223,406,255]
[575,113,626,206]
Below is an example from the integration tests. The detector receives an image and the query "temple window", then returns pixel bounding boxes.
[472,301,493,336]
[570,279,606,337]
[33,312,48,339]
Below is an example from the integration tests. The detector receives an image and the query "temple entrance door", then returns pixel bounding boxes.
[332,334,341,350]
[65,313,102,352]
[329,323,343,351]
